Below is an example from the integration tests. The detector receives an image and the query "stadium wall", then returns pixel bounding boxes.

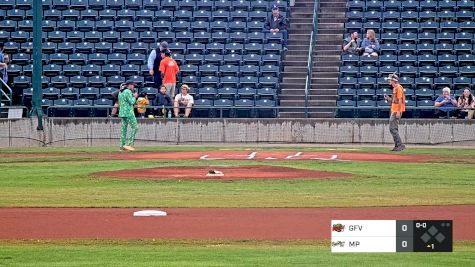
[0,118,474,147]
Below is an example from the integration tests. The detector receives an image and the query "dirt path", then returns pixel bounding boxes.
[95,166,350,180]
[108,151,434,162]
[0,206,473,240]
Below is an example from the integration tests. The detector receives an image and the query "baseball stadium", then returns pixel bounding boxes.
[0,0,475,266]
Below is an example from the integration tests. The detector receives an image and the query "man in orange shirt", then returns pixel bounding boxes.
[384,73,406,151]
[159,50,180,98]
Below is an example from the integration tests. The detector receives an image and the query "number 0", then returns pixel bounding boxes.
[402,241,407,248]
[402,225,407,231]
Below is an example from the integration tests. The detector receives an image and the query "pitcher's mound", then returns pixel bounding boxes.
[95,166,350,180]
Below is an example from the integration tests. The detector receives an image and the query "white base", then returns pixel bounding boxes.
[133,210,167,217]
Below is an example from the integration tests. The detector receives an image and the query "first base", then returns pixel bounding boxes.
[133,210,167,217]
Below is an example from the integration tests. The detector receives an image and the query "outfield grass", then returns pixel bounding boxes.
[0,241,473,267]
[0,147,474,208]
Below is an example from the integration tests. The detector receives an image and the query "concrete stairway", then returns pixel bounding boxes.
[278,0,315,118]
[307,0,346,118]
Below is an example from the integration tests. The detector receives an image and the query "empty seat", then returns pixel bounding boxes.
[61,87,80,100]
[88,75,107,88]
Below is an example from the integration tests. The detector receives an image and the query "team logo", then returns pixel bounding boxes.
[332,224,345,232]
[331,241,345,247]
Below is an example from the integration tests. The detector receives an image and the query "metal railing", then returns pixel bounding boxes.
[44,105,281,119]
[0,77,12,106]
[304,0,320,118]
[36,105,475,119]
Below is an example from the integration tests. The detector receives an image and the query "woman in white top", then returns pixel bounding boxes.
[174,84,194,118]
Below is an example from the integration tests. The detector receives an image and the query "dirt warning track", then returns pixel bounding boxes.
[0,205,473,240]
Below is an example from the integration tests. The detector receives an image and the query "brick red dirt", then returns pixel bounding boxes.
[95,166,351,180]
[0,206,473,240]
[108,151,434,162]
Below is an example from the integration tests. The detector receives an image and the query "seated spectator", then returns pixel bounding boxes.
[457,88,475,119]
[136,91,149,119]
[263,5,289,51]
[174,84,194,118]
[110,88,120,117]
[434,87,458,118]
[342,32,362,55]
[155,85,173,117]
[360,29,380,57]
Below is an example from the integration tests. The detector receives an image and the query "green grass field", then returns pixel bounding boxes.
[0,146,474,266]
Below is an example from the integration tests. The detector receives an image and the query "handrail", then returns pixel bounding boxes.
[0,77,12,106]
[304,0,320,118]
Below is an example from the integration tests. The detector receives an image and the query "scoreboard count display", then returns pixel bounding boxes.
[331,220,453,253]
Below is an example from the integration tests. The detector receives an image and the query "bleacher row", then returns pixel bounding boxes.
[0,0,289,118]
[338,0,475,118]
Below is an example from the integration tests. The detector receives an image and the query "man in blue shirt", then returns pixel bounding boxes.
[434,87,458,118]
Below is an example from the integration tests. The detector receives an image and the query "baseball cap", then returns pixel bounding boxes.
[271,5,279,10]
[124,81,136,86]
[385,73,399,82]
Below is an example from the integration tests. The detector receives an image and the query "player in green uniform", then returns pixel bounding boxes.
[118,82,138,151]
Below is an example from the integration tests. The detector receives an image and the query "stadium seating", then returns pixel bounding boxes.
[340,0,475,118]
[8,0,288,118]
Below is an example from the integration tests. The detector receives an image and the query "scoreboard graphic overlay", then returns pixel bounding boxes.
[331,220,453,253]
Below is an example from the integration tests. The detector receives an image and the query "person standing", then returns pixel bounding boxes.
[147,41,168,89]
[384,73,406,151]
[118,82,138,151]
[159,49,180,98]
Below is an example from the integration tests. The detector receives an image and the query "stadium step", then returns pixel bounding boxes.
[281,88,306,94]
[314,50,342,56]
[283,77,307,83]
[310,89,338,95]
[283,72,307,78]
[313,66,340,72]
[291,12,314,18]
[279,95,306,101]
[310,0,343,118]
[284,66,308,72]
[280,100,306,107]
[307,99,337,106]
[311,83,339,90]
[295,1,318,8]
[279,0,316,119]
[318,23,344,29]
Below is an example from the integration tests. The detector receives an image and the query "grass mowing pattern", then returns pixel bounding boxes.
[0,241,474,267]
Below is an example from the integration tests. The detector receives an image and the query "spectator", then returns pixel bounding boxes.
[263,5,289,51]
[136,91,149,119]
[342,32,362,55]
[0,54,9,83]
[457,88,475,119]
[434,87,458,118]
[159,49,180,98]
[174,84,194,118]
[360,29,380,57]
[110,88,120,117]
[155,85,173,117]
[147,41,168,89]
[0,48,10,106]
